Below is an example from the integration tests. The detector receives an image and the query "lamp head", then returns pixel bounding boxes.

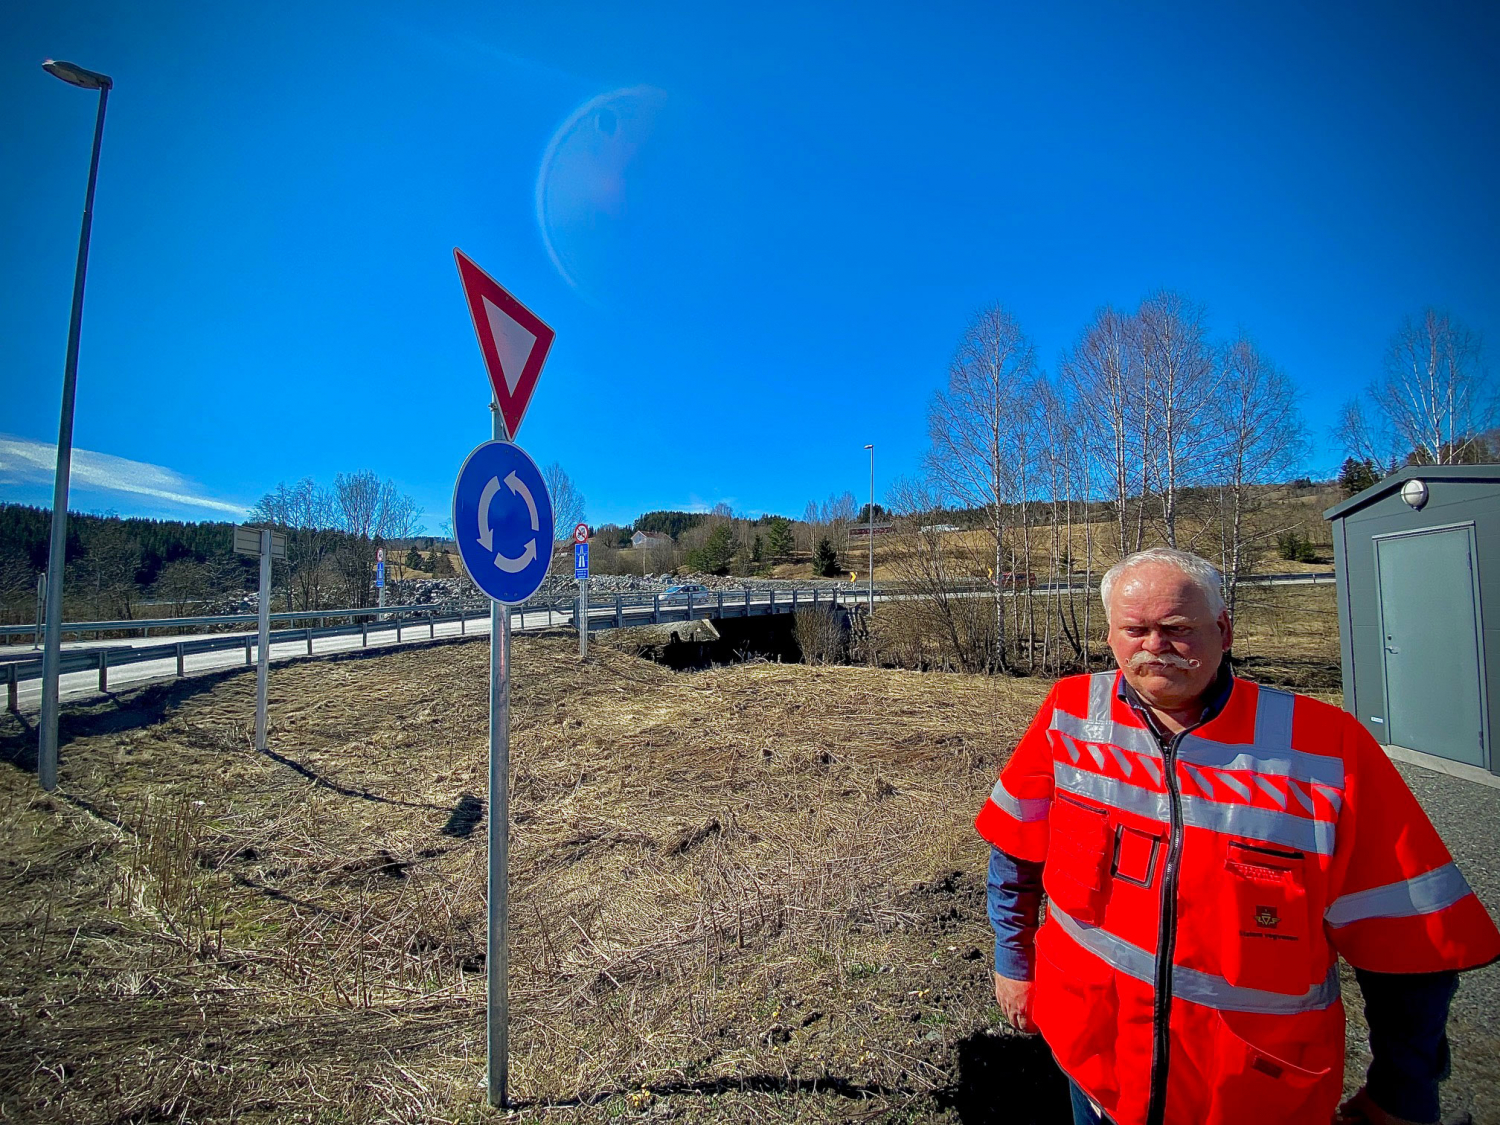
[42,59,112,90]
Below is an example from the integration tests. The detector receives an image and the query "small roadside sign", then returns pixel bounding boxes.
[454,248,557,441]
[572,522,590,545]
[233,525,286,559]
[574,542,589,579]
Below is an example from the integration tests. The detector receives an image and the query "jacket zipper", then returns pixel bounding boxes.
[1146,728,1184,1125]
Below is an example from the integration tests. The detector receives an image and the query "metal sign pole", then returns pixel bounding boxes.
[255,530,272,751]
[578,576,589,659]
[34,573,46,649]
[487,405,510,1109]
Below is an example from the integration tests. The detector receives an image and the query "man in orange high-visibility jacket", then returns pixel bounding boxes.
[977,548,1500,1125]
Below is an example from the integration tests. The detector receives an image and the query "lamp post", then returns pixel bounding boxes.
[864,444,874,614]
[37,58,113,792]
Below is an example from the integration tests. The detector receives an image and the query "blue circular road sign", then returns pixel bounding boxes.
[452,441,555,604]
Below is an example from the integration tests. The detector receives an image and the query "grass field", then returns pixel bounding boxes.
[3,585,1489,1124]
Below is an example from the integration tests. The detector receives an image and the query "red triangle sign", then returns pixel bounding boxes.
[453,248,556,441]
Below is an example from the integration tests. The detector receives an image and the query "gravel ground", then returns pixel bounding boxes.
[1339,762,1500,1124]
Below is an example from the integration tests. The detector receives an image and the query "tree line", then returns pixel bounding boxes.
[0,504,261,624]
[879,293,1495,677]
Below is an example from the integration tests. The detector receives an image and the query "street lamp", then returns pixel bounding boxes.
[864,444,874,614]
[37,58,113,792]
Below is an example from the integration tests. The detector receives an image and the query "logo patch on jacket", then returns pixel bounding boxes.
[1254,905,1279,928]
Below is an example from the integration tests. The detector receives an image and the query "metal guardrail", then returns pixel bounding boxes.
[0,602,485,642]
[2,585,867,709]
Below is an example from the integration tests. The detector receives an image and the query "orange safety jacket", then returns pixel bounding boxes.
[975,670,1500,1125]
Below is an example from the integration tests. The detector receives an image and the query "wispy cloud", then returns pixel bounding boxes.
[0,434,248,517]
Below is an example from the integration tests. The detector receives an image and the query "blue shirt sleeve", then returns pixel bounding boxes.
[988,845,1044,981]
[1355,967,1458,1124]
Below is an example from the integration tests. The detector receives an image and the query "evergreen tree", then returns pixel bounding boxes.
[813,537,839,577]
[686,523,736,575]
[1337,457,1380,497]
[405,546,425,571]
[764,517,795,560]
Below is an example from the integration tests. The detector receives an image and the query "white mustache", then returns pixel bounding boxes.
[1128,651,1201,671]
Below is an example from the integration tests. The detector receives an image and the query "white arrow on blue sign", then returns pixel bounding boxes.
[574,542,589,579]
[453,441,555,604]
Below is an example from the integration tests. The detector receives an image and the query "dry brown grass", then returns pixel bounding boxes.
[0,636,1066,1123]
[0,586,1406,1124]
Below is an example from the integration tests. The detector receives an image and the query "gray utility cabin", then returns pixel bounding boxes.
[1324,465,1500,778]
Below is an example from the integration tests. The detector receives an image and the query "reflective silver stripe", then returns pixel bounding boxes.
[1252,774,1288,809]
[1325,863,1474,928]
[1057,761,1332,854]
[1056,762,1167,822]
[1108,743,1136,778]
[1088,671,1117,720]
[1180,792,1335,855]
[1178,734,1345,790]
[1253,685,1295,752]
[1050,907,1341,1015]
[990,777,1052,823]
[1052,710,1161,759]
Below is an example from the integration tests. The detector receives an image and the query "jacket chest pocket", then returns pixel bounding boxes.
[1046,794,1112,924]
[1220,841,1312,994]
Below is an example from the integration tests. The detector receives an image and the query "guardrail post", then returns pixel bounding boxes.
[653,594,660,624]
[362,622,368,647]
[687,590,695,618]
[98,649,108,692]
[396,617,403,643]
[717,591,723,616]
[306,627,313,655]
[743,586,750,617]
[768,588,775,614]
[813,588,819,609]
[430,618,435,640]
[792,589,799,611]
[245,638,253,666]
[6,665,16,713]
[615,595,623,629]
[176,643,185,678]
[460,612,466,635]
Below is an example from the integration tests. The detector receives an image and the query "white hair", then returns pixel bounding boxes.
[1099,548,1226,625]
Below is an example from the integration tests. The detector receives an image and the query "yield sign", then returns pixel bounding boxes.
[454,248,556,440]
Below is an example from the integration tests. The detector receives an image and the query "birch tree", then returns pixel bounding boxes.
[1137,291,1217,547]
[1061,307,1138,559]
[1212,336,1304,615]
[1371,309,1495,465]
[924,305,1037,670]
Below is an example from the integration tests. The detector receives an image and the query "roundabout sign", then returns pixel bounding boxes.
[453,440,554,605]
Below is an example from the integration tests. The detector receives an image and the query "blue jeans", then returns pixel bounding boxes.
[1070,1081,1106,1125]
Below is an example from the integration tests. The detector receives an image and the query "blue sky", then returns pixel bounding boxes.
[3,2,1497,530]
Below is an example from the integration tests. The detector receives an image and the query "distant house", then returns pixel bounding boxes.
[848,523,894,538]
[631,531,672,549]
[920,524,961,534]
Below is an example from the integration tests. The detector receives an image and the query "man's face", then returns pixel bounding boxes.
[1106,562,1232,712]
